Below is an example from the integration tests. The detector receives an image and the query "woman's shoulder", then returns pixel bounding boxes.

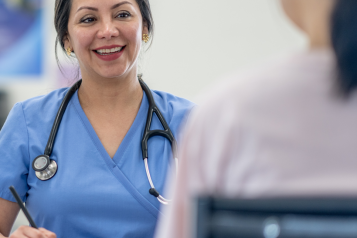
[196,50,336,113]
[2,87,71,132]
[19,87,70,117]
[20,87,69,108]
[150,90,195,130]
[151,90,195,114]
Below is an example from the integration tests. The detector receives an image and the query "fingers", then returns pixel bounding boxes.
[10,225,44,238]
[38,228,56,238]
[9,226,56,238]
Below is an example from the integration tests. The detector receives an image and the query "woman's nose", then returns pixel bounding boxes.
[97,20,119,39]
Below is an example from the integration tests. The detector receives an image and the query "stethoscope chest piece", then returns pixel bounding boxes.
[32,155,58,181]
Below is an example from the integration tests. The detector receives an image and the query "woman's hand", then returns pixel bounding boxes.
[9,226,56,238]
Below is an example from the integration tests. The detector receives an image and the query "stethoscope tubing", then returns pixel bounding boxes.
[144,158,170,205]
[44,80,82,156]
[144,157,178,205]
[139,79,178,159]
[34,78,177,205]
[139,79,178,204]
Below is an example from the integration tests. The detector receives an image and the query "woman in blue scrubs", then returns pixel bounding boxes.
[0,0,194,237]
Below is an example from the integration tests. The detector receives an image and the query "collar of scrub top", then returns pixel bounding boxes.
[32,77,178,205]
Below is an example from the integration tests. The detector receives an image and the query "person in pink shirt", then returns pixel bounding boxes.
[155,0,357,238]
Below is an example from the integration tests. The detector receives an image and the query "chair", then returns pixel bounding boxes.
[196,197,357,238]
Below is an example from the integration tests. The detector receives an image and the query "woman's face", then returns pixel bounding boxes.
[64,0,147,80]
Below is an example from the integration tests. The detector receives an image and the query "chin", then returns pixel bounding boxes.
[98,69,128,79]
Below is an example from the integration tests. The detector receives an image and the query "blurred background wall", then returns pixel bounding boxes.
[1,0,307,233]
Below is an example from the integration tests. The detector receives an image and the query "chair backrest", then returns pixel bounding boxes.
[196,197,357,238]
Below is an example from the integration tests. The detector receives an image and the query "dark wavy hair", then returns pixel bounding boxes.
[54,0,154,64]
[331,0,357,95]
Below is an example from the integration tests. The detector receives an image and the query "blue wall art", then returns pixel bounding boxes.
[0,0,43,78]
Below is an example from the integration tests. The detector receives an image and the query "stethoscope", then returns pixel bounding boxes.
[32,77,178,205]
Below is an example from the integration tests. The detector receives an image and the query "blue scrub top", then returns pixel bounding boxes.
[0,86,194,238]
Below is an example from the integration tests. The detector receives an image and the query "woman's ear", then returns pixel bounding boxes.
[142,22,149,36]
[63,34,72,50]
[63,34,74,55]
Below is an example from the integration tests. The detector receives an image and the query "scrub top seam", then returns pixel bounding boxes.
[112,167,162,218]
[19,102,31,167]
[70,99,161,219]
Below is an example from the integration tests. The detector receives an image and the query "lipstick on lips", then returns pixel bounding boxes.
[93,45,126,61]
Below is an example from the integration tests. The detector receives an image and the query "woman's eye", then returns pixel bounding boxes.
[81,17,95,23]
[116,12,131,18]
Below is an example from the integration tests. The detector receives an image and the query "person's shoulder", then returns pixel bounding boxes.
[19,87,70,119]
[21,87,69,107]
[196,51,330,114]
[150,90,196,133]
[187,53,304,127]
[151,89,196,115]
[1,87,70,140]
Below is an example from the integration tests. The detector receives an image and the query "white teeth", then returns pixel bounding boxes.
[96,47,122,54]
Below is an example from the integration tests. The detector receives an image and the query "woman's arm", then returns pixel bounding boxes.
[0,198,56,238]
[0,197,19,237]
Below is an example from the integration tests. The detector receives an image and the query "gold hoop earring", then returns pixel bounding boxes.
[143,34,149,43]
[66,47,72,56]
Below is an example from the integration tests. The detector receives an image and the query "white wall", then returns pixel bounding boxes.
[144,0,307,99]
[8,0,307,232]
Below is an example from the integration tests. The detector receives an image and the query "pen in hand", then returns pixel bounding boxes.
[9,186,38,229]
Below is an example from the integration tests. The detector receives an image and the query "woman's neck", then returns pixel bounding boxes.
[77,72,143,113]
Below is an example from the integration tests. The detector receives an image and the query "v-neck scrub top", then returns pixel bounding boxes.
[0,86,194,238]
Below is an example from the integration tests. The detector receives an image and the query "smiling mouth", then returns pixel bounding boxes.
[94,46,126,55]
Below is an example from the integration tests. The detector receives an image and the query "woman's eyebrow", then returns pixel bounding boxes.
[76,1,133,13]
[111,1,133,10]
[77,6,98,13]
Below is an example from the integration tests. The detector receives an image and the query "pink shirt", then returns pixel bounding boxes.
[155,49,357,238]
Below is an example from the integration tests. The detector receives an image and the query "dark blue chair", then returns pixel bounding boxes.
[196,197,357,238]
